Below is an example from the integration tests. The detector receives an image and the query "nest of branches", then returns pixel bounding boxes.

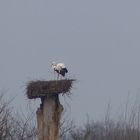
[26,79,75,99]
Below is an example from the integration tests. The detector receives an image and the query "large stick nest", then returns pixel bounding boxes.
[26,79,75,99]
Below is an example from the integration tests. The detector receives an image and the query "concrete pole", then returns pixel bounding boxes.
[37,95,63,140]
[36,107,44,140]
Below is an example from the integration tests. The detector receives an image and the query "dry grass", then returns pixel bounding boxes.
[26,79,75,99]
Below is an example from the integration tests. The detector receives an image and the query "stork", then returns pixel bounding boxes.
[51,62,68,80]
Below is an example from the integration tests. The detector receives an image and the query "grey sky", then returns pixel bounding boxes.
[0,0,140,124]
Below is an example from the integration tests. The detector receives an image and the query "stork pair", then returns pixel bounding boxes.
[51,62,68,80]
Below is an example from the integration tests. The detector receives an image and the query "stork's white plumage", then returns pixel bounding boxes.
[51,62,68,80]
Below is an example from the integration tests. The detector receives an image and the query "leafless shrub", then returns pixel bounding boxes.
[0,93,37,140]
[68,94,140,140]
[59,111,75,140]
[10,111,37,140]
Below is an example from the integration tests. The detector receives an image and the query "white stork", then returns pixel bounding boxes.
[51,62,68,80]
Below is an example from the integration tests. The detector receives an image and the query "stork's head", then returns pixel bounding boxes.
[51,62,57,70]
[52,61,57,66]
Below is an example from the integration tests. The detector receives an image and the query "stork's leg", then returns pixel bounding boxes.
[54,70,56,80]
[57,73,59,80]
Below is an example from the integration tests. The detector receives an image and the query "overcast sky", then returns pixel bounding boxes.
[0,0,140,124]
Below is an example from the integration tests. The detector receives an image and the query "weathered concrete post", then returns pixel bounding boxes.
[36,107,44,140]
[26,79,74,140]
[43,95,63,140]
